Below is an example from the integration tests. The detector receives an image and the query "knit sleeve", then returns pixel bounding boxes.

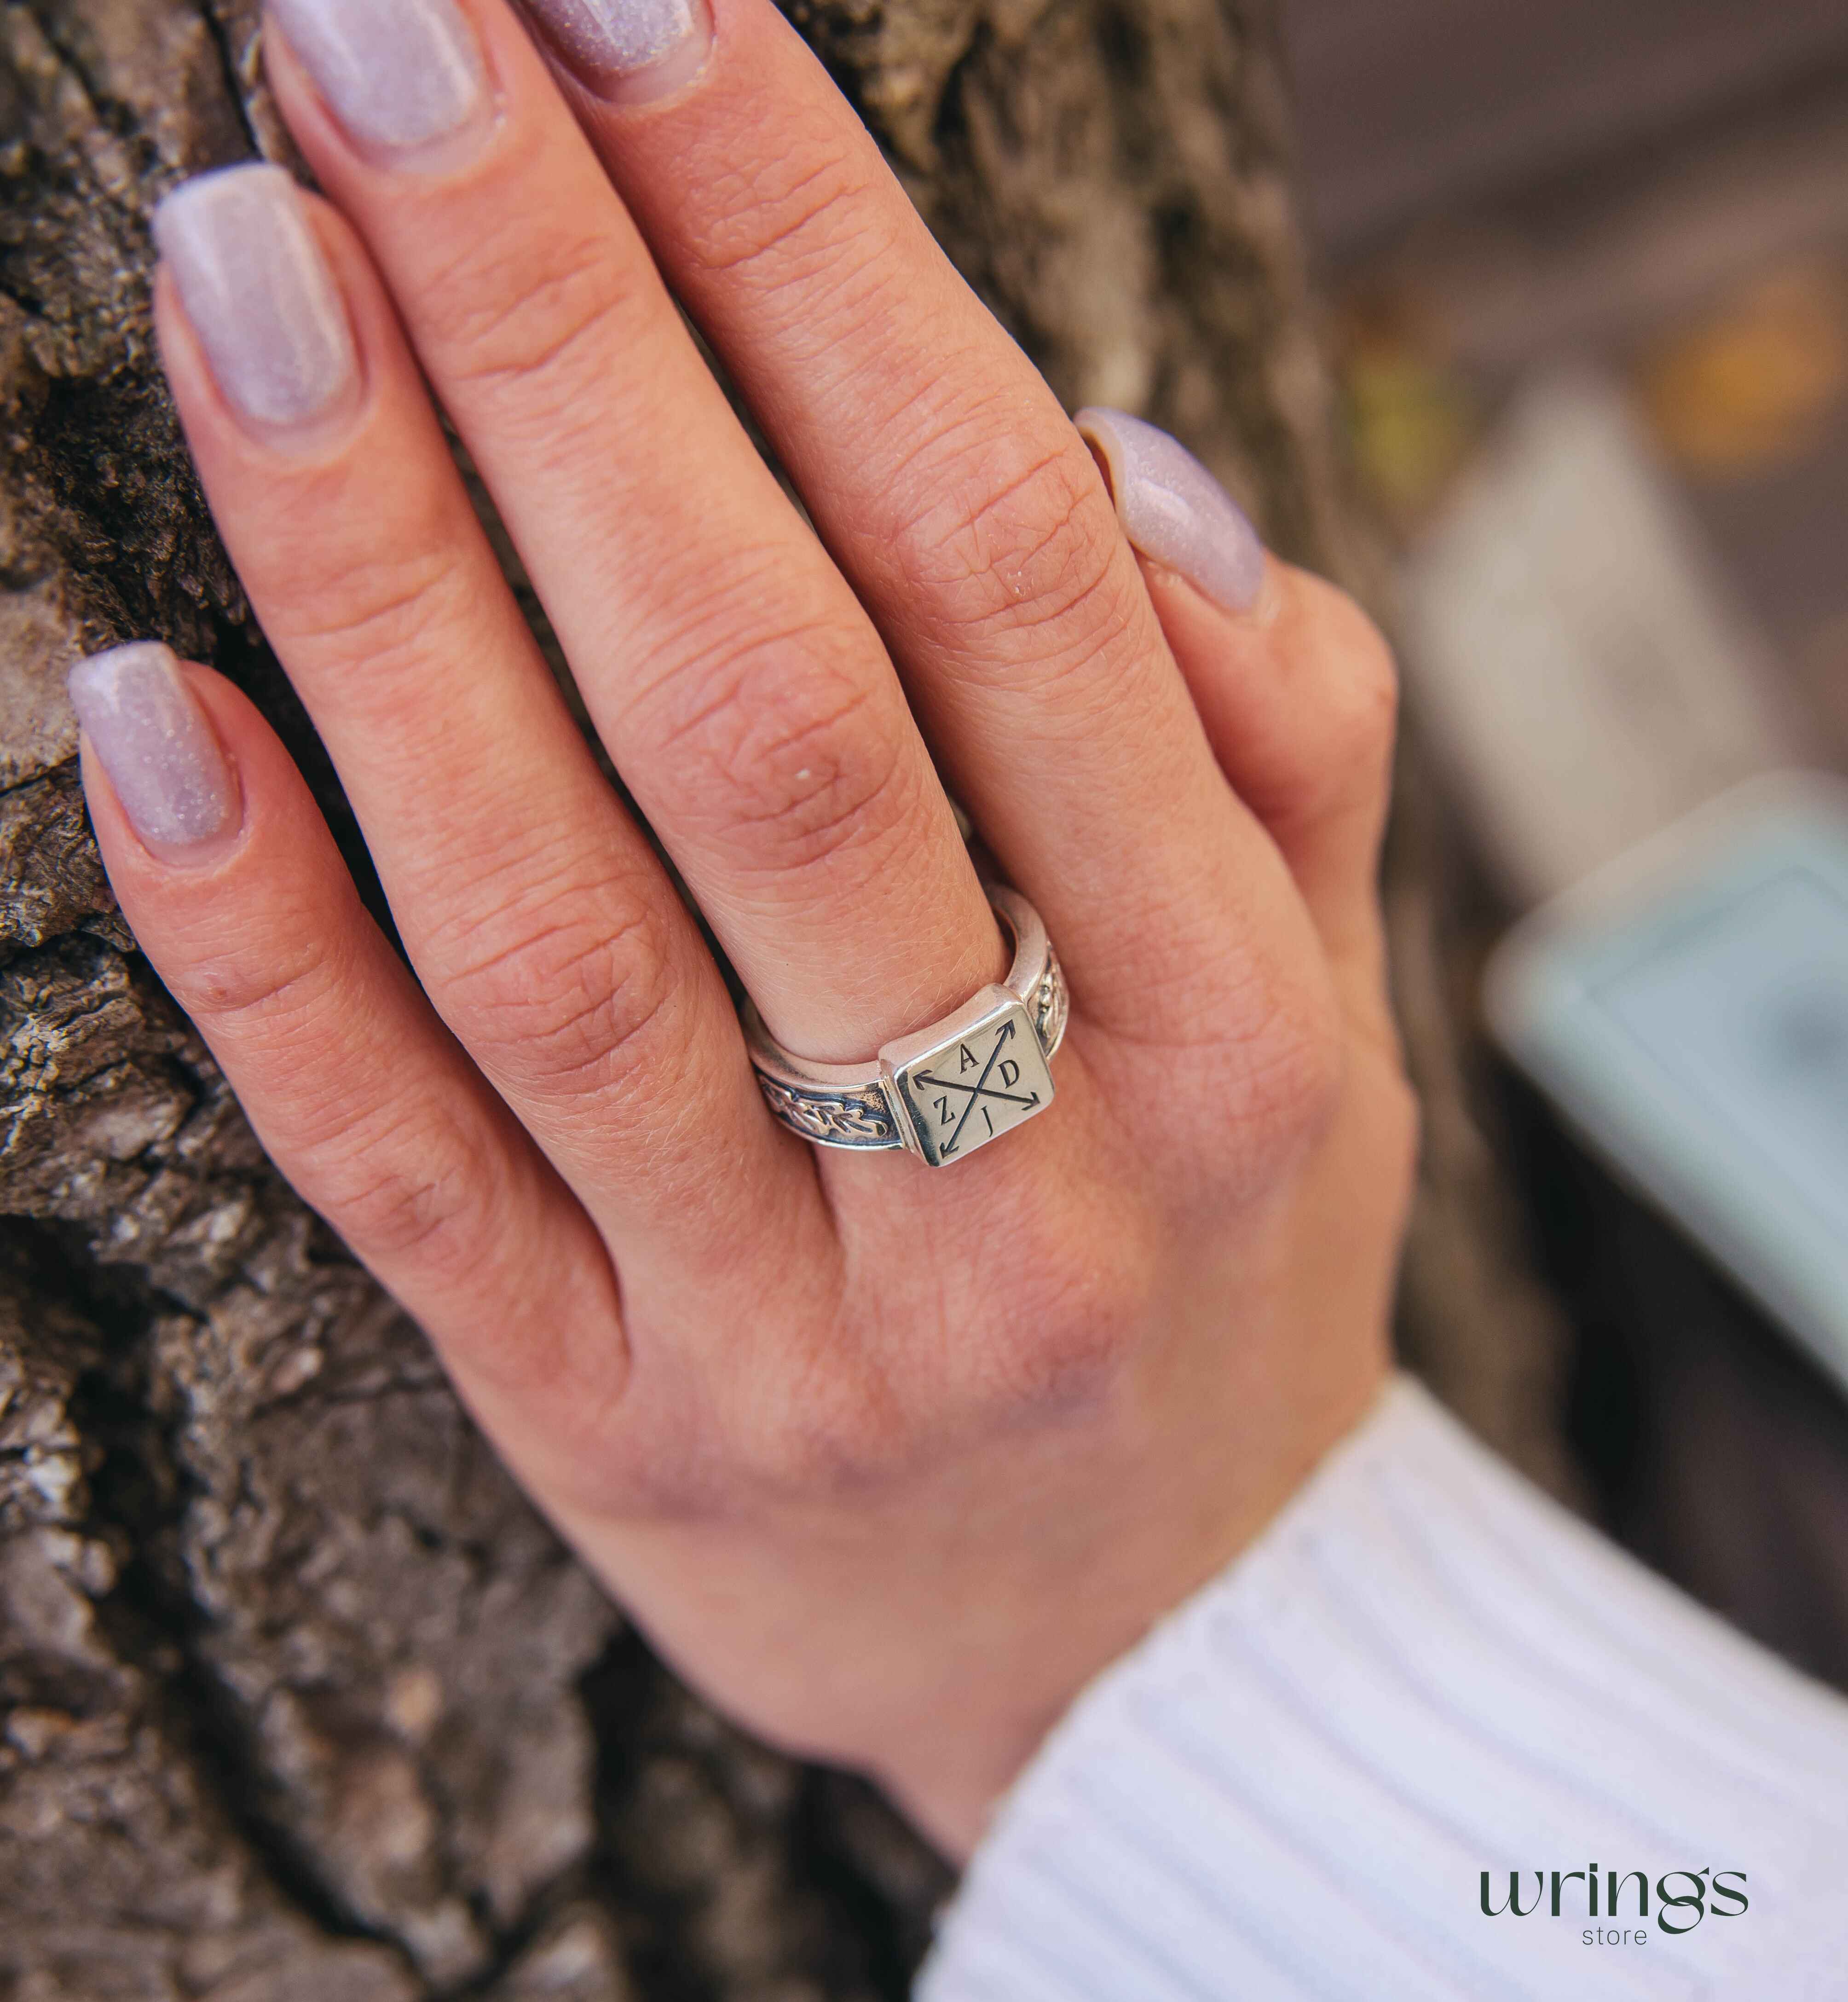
[918,1376,1848,1999]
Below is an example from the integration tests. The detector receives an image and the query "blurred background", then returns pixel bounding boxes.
[1282,0,1848,1688]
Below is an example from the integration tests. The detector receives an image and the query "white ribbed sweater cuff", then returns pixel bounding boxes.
[918,1375,1848,1999]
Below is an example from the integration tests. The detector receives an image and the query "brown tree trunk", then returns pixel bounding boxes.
[0,1,1569,1994]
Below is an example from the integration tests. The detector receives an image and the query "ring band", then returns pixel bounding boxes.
[742,884,1068,1166]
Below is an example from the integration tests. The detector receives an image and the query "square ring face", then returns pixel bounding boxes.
[887,995,1055,1167]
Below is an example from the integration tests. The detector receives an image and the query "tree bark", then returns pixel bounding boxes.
[0,1,1569,1995]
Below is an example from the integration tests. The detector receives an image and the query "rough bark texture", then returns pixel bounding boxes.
[0,1,1569,1995]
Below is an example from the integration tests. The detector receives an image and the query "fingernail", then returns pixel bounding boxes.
[518,0,712,103]
[267,0,492,162]
[154,164,360,435]
[68,644,241,856]
[1074,408,1266,615]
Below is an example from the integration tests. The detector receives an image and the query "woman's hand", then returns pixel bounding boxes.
[69,0,1415,1855]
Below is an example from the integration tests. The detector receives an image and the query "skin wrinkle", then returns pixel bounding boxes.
[686,155,867,282]
[424,860,663,989]
[251,1036,446,1177]
[607,620,961,925]
[633,623,883,766]
[651,666,903,848]
[312,1111,510,1271]
[886,558,1167,800]
[574,542,858,719]
[338,717,628,909]
[720,244,964,463]
[736,775,947,936]
[885,443,1147,666]
[430,242,643,400]
[399,811,664,951]
[657,150,1145,681]
[587,598,988,1016]
[389,194,665,406]
[184,913,549,1273]
[673,98,859,233]
[399,270,970,1014]
[833,462,1161,745]
[399,838,701,1107]
[167,897,347,1031]
[303,1080,621,1405]
[724,208,904,334]
[940,447,1105,587]
[768,264,989,444]
[266,541,480,665]
[432,895,678,1081]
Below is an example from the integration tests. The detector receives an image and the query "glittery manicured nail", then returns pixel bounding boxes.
[268,0,492,162]
[518,0,711,102]
[68,644,240,856]
[154,164,359,434]
[1075,408,1266,615]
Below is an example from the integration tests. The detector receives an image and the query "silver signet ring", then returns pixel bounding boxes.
[740,884,1068,1166]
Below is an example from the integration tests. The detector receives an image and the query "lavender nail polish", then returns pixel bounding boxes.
[1075,408,1266,615]
[68,644,240,854]
[269,0,491,161]
[154,164,359,433]
[519,0,710,99]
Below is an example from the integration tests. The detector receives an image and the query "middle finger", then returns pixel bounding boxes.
[261,0,1001,1062]
[530,0,1315,1044]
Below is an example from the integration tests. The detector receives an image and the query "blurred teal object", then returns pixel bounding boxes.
[1490,774,1848,1394]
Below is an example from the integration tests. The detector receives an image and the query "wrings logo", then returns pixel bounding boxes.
[1480,1865,1748,1945]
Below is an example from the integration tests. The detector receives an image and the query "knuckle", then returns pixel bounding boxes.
[687,153,872,289]
[898,431,1138,669]
[642,635,917,876]
[166,926,340,1042]
[737,1209,1156,1500]
[430,872,679,1094]
[988,1209,1154,1412]
[162,937,545,1295]
[314,1117,501,1274]
[271,538,476,672]
[740,1362,907,1500]
[422,222,634,405]
[1243,977,1347,1163]
[1192,954,1348,1191]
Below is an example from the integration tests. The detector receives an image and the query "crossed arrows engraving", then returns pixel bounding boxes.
[916,1020,1039,1157]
